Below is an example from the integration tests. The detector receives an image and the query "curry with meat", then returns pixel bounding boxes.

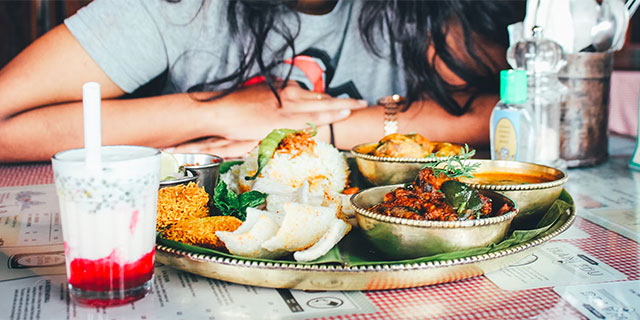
[370,167,513,221]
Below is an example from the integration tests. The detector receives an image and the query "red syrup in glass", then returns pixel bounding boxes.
[67,248,155,306]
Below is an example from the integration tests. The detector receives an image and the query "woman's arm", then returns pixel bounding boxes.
[332,16,508,149]
[0,25,366,162]
[0,25,224,162]
[332,92,496,150]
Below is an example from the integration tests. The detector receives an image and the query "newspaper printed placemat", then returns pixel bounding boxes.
[485,242,627,290]
[554,280,640,320]
[0,184,62,247]
[0,266,377,320]
[554,224,589,240]
[0,185,377,319]
[565,156,640,243]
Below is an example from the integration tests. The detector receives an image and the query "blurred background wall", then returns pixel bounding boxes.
[0,0,91,69]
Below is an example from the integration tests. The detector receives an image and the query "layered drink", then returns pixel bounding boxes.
[52,146,160,306]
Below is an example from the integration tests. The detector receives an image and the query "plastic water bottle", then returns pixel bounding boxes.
[490,69,535,162]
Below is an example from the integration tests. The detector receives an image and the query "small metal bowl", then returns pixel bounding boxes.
[172,153,222,207]
[159,170,199,189]
[458,160,567,226]
[351,142,452,186]
[351,184,518,259]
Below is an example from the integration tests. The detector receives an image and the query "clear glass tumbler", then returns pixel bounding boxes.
[52,145,160,306]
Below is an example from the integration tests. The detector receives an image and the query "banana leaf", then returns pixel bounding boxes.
[158,157,573,266]
[156,189,572,267]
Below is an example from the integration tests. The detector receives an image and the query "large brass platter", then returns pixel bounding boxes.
[155,191,575,291]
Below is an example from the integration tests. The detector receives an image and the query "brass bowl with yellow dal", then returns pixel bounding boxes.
[458,160,567,226]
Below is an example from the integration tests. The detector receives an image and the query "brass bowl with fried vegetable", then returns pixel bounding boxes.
[458,160,567,226]
[351,142,459,186]
[351,185,518,259]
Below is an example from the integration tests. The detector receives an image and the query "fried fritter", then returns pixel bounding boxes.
[373,133,434,158]
[163,216,243,251]
[432,142,463,157]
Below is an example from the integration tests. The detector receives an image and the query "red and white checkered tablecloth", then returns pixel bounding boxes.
[1,162,638,320]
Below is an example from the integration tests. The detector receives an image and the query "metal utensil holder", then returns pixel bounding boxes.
[558,52,613,167]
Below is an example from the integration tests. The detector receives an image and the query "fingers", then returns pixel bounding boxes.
[302,109,353,125]
[280,86,368,113]
[269,109,352,133]
[217,82,369,142]
[206,140,258,159]
[169,137,259,159]
[284,95,368,113]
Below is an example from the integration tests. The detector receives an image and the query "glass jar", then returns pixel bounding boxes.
[507,26,568,168]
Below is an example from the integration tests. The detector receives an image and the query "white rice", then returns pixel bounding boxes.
[217,136,353,262]
[236,138,348,196]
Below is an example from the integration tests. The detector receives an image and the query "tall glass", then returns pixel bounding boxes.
[52,145,160,306]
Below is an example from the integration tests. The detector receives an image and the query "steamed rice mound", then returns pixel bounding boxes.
[232,136,348,195]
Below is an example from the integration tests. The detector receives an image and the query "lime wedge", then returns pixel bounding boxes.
[160,151,181,181]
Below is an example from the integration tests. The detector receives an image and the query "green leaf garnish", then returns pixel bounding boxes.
[245,124,317,180]
[238,191,268,217]
[213,180,267,221]
[422,144,479,179]
[307,122,318,137]
[245,128,296,181]
[219,160,243,174]
[440,180,484,219]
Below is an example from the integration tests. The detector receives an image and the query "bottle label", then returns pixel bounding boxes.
[492,110,519,160]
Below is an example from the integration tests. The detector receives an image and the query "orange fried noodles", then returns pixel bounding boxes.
[157,182,209,231]
[163,216,243,251]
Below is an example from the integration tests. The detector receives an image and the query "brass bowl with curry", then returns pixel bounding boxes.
[351,133,466,186]
[458,160,567,226]
[350,167,518,259]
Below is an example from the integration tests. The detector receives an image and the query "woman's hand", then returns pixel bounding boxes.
[167,137,259,159]
[208,81,368,141]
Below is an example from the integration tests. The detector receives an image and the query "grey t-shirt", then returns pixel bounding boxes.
[65,0,406,104]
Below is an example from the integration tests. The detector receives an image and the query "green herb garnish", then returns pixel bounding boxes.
[440,180,484,219]
[213,180,267,221]
[422,144,479,179]
[219,160,243,174]
[245,123,317,180]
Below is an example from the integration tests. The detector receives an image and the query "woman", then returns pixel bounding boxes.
[0,0,524,162]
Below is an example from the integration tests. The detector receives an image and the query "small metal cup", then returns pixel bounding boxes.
[159,170,199,189]
[558,52,613,167]
[172,153,223,209]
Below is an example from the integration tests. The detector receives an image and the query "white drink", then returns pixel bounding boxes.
[52,145,160,306]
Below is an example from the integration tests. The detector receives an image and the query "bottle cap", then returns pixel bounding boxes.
[507,26,566,75]
[500,69,527,104]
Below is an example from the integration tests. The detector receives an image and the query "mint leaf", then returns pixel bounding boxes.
[214,180,239,217]
[214,180,266,221]
[219,160,243,174]
[238,191,268,220]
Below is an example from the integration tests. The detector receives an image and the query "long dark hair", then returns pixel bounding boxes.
[188,0,298,105]
[360,1,524,115]
[189,0,525,115]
